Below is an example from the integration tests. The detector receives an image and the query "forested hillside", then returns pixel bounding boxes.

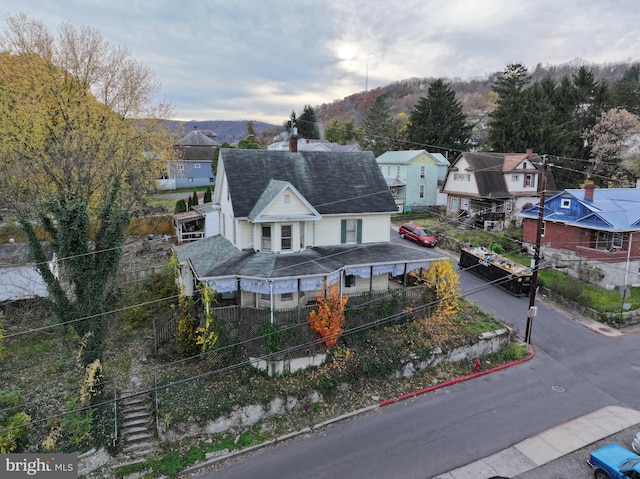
[315,59,636,127]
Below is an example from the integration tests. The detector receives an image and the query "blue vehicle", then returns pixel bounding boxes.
[587,443,640,479]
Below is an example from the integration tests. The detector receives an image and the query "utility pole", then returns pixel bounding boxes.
[524,155,548,344]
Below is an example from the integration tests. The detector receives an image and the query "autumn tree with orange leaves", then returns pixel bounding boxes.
[307,283,348,348]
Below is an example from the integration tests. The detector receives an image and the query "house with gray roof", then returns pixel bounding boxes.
[160,127,219,189]
[442,150,557,230]
[173,147,445,314]
[519,183,640,287]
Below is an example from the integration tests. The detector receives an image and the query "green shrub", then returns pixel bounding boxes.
[153,450,184,477]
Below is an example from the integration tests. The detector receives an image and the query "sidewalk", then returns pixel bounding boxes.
[433,405,640,479]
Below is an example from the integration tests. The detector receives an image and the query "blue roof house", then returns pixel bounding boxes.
[519,183,640,288]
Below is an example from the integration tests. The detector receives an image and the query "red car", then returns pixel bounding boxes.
[399,223,437,247]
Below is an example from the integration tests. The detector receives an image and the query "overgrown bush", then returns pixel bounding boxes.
[0,389,30,453]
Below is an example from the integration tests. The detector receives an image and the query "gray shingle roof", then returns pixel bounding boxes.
[220,149,398,217]
[174,235,445,280]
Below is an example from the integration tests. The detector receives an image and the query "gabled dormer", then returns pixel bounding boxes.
[248,180,321,253]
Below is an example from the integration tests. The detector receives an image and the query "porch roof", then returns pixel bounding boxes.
[173,235,446,282]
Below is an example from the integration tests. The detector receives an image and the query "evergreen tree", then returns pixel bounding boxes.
[203,186,212,203]
[360,94,396,156]
[487,63,532,152]
[286,110,298,133]
[612,65,640,115]
[406,79,471,154]
[175,199,187,213]
[298,104,320,139]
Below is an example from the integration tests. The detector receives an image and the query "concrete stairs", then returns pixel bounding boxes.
[119,390,156,460]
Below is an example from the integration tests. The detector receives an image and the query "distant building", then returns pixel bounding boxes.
[376,150,450,212]
[158,127,220,190]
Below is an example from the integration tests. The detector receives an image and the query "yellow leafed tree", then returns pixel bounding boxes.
[420,260,462,317]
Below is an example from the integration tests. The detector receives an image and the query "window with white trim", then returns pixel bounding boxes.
[284,194,291,204]
[613,232,623,249]
[511,174,519,182]
[540,221,546,237]
[524,174,533,187]
[420,165,426,178]
[177,163,184,171]
[561,198,571,209]
[194,163,201,169]
[281,225,292,250]
[419,185,425,199]
[454,173,470,181]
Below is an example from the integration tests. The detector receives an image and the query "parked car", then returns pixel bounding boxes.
[398,223,437,247]
[633,433,640,454]
[587,443,640,479]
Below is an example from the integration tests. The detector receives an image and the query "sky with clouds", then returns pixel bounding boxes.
[2,0,640,124]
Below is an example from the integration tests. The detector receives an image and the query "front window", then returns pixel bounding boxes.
[419,185,425,199]
[613,232,623,249]
[344,219,357,244]
[345,275,356,288]
[524,174,533,187]
[262,226,271,251]
[281,225,292,250]
[511,174,519,182]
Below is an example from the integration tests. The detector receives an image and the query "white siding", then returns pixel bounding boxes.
[314,215,391,246]
[263,190,313,216]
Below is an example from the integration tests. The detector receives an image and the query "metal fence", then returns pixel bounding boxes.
[152,286,426,362]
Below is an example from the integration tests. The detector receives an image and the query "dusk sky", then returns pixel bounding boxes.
[3,1,640,124]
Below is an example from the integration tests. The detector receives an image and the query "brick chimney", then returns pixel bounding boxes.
[584,182,595,202]
[289,127,299,152]
[526,148,533,157]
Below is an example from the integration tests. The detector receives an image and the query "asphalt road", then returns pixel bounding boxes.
[196,242,640,479]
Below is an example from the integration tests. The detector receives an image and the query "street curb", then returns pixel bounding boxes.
[170,345,534,477]
[379,343,535,407]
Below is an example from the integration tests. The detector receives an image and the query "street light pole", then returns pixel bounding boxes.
[525,155,548,344]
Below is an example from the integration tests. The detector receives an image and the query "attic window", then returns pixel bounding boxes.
[454,173,470,181]
[561,198,571,209]
[194,163,201,169]
[284,194,291,204]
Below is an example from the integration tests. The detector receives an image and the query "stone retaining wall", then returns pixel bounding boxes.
[159,328,511,443]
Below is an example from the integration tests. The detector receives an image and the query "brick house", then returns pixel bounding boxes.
[519,183,640,287]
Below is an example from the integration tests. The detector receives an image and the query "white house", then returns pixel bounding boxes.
[173,147,445,313]
[442,150,557,229]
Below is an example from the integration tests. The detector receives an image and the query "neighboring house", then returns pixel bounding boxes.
[442,150,557,230]
[173,146,445,314]
[519,183,640,288]
[0,243,54,301]
[376,150,450,212]
[160,127,219,189]
[268,138,360,152]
